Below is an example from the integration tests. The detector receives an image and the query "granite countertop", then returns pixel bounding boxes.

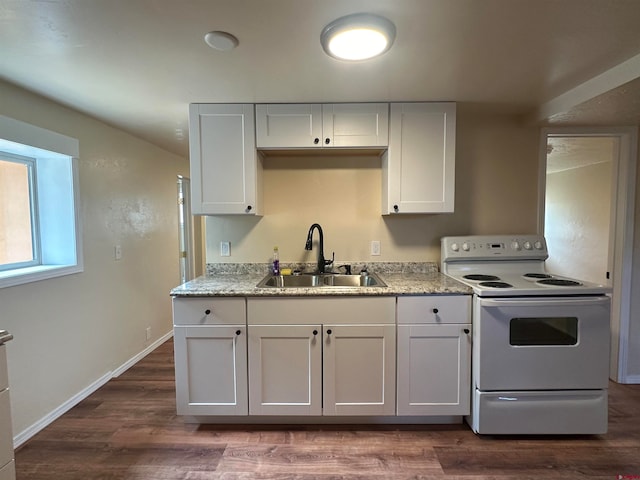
[170,262,472,297]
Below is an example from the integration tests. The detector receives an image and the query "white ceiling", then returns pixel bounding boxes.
[2,0,640,158]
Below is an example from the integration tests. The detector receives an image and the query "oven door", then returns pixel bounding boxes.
[475,296,610,391]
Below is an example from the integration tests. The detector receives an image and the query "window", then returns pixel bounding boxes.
[0,153,38,270]
[0,114,82,288]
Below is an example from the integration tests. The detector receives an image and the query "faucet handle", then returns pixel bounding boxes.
[324,251,335,267]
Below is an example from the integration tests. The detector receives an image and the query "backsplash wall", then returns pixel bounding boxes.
[204,110,540,266]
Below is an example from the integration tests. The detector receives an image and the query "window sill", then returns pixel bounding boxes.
[0,264,83,289]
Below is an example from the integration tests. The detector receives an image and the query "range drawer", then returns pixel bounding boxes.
[397,295,471,324]
[173,297,246,326]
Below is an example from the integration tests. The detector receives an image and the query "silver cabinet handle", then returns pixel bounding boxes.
[0,330,13,345]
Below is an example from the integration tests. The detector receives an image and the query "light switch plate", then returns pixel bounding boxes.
[220,241,231,257]
[371,240,381,256]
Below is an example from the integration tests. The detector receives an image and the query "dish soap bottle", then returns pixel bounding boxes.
[272,246,280,275]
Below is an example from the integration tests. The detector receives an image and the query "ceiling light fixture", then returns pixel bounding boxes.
[320,13,396,61]
[204,31,239,51]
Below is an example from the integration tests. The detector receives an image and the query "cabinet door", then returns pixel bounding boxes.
[397,324,471,416]
[255,104,323,148]
[322,103,389,147]
[0,460,15,480]
[383,102,456,214]
[323,324,396,416]
[0,389,13,473]
[174,325,248,415]
[248,325,322,415]
[189,104,261,214]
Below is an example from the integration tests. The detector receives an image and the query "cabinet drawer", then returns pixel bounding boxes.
[397,295,471,324]
[0,390,13,470]
[247,297,395,325]
[173,297,246,325]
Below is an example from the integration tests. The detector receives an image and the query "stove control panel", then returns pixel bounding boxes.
[441,235,548,263]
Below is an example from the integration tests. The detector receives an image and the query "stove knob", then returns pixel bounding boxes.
[534,240,544,250]
[462,242,470,252]
[523,241,532,250]
[451,243,459,252]
[511,241,521,251]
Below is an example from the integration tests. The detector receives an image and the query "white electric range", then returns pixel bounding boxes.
[441,235,611,435]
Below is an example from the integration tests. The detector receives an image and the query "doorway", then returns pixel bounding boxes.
[539,127,637,383]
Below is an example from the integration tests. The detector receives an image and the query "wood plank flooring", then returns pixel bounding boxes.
[14,339,640,479]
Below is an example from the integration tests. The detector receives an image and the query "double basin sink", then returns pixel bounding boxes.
[257,272,386,289]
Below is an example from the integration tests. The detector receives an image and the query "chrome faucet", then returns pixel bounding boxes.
[305,223,333,273]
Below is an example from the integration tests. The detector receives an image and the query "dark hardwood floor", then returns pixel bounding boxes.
[14,339,640,479]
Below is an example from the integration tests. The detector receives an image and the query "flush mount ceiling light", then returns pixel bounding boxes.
[320,13,396,61]
[204,31,239,51]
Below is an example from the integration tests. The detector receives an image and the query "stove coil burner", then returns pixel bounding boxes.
[523,273,553,279]
[537,278,583,287]
[463,274,500,281]
[479,281,513,288]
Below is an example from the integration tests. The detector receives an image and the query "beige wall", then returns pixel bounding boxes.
[0,80,188,438]
[205,109,541,266]
[545,160,612,284]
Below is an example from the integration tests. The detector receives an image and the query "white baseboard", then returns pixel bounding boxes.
[13,371,112,448]
[620,374,640,384]
[112,330,173,378]
[13,330,174,448]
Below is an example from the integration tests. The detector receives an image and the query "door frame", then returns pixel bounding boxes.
[538,126,638,383]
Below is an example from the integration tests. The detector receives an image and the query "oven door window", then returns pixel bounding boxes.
[510,317,578,346]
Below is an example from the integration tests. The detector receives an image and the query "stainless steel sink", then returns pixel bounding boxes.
[257,273,387,288]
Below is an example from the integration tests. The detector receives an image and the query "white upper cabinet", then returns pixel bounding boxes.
[189,104,262,215]
[382,102,456,214]
[255,103,389,149]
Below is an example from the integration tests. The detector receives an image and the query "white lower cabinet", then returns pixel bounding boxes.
[247,297,396,416]
[0,461,15,480]
[173,298,248,415]
[174,325,248,415]
[323,324,396,416]
[0,343,14,480]
[248,325,322,415]
[396,296,472,416]
[172,294,472,421]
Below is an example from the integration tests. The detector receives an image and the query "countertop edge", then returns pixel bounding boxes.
[170,271,473,297]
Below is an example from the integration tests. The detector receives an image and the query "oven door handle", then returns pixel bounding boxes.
[479,296,610,308]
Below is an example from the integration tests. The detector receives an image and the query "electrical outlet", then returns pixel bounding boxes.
[220,241,231,257]
[371,240,381,256]
[145,327,151,341]
[114,245,122,260]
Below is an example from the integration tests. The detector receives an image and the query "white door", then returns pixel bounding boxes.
[255,104,323,148]
[383,102,456,214]
[397,324,471,415]
[322,103,389,147]
[189,103,259,214]
[323,324,396,416]
[248,325,322,415]
[173,325,248,415]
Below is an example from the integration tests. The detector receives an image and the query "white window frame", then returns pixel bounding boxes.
[0,114,83,288]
